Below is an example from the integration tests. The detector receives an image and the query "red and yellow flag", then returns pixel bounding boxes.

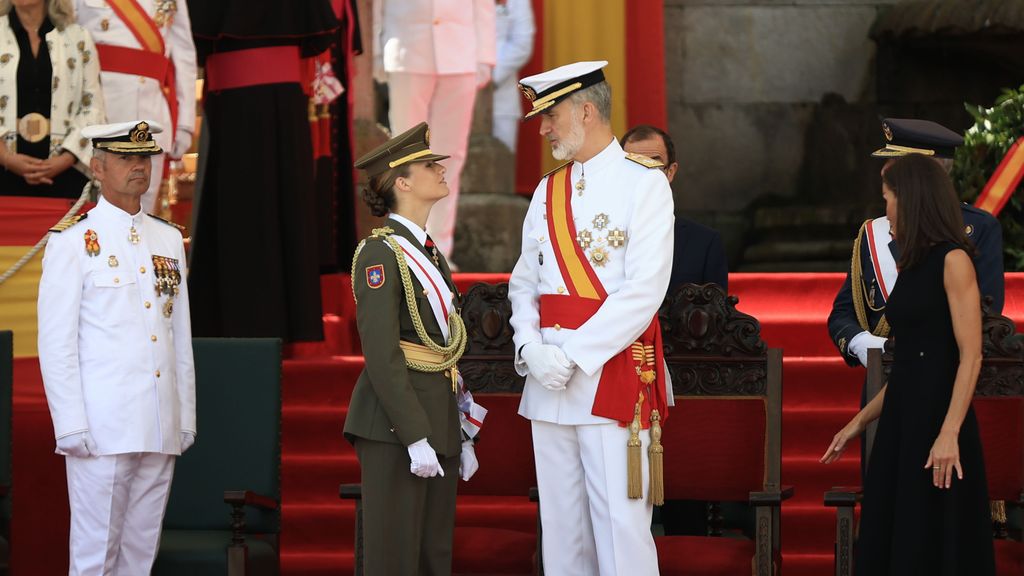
[974,136,1024,217]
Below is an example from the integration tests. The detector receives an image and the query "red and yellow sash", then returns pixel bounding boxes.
[98,0,177,143]
[975,136,1024,217]
[541,165,668,427]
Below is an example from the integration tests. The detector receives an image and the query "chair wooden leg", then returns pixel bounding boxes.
[354,499,364,576]
[227,545,247,576]
[834,505,855,576]
[754,505,772,576]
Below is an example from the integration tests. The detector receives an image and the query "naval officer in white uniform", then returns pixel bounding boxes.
[508,61,673,576]
[38,120,196,575]
[73,0,198,213]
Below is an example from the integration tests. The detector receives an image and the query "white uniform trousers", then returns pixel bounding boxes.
[492,78,522,152]
[387,72,477,260]
[65,452,175,576]
[531,420,660,576]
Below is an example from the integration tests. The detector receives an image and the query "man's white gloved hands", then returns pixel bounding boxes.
[56,431,97,458]
[180,431,196,453]
[408,438,444,478]
[459,440,478,481]
[848,331,888,367]
[169,129,193,160]
[475,63,493,89]
[521,342,574,391]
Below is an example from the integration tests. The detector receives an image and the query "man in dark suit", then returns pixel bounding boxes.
[622,125,729,292]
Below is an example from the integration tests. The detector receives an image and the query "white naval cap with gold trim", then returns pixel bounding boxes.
[518,60,608,120]
[82,120,164,156]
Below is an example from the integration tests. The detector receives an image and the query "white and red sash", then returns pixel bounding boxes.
[865,216,898,305]
[390,235,453,343]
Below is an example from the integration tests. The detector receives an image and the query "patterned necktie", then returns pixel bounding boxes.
[424,235,440,267]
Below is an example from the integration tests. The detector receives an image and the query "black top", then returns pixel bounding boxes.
[10,10,54,159]
[187,0,340,62]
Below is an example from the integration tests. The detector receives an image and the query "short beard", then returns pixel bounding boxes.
[550,106,584,161]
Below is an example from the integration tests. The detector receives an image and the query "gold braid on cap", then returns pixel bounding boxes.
[351,227,467,373]
[851,220,891,337]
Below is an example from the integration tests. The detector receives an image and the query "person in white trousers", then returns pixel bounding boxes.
[509,61,674,575]
[373,0,496,264]
[74,0,198,214]
[38,120,196,575]
[492,0,534,152]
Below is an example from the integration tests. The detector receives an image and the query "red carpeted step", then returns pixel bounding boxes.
[282,453,361,502]
[281,501,355,554]
[282,357,364,405]
[782,407,859,459]
[783,455,860,503]
[779,552,835,576]
[782,503,859,554]
[281,552,354,576]
[781,356,864,408]
[282,405,352,456]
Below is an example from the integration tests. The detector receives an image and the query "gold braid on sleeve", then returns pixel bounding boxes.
[851,220,891,338]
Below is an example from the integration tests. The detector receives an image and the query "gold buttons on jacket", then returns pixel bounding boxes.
[151,335,157,342]
[144,301,151,309]
[138,77,146,84]
[444,370,451,378]
[139,266,146,274]
[100,19,109,31]
[113,277,120,284]
[554,324,562,331]
[155,370,161,378]
[557,286,565,294]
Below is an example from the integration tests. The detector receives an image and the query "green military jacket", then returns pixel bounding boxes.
[343,219,463,457]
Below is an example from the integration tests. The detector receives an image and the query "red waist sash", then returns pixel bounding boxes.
[204,46,302,92]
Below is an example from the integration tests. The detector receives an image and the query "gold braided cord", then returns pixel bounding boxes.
[349,227,466,373]
[851,220,891,338]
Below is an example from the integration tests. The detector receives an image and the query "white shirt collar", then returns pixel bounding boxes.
[388,213,428,246]
[575,137,622,177]
[94,195,145,228]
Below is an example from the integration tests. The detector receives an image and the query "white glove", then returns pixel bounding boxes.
[169,129,193,160]
[407,438,444,478]
[180,431,196,453]
[521,343,574,391]
[56,431,97,458]
[848,331,888,367]
[459,440,478,481]
[475,63,493,90]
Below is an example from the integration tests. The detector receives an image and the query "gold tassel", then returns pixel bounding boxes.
[627,394,644,499]
[648,409,664,505]
[991,500,1007,524]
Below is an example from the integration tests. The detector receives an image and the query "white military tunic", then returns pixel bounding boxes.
[508,138,673,576]
[38,195,196,455]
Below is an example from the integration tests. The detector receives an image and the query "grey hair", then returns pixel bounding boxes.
[0,0,76,30]
[567,81,612,124]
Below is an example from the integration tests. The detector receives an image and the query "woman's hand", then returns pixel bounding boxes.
[24,153,75,186]
[3,153,45,178]
[925,429,962,489]
[821,417,865,464]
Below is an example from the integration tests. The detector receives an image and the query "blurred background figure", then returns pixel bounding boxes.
[373,0,496,266]
[74,0,197,213]
[492,0,533,153]
[0,0,104,199]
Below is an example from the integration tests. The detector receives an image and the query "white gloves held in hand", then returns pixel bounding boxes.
[459,440,478,481]
[56,431,97,458]
[849,332,888,367]
[169,129,193,160]
[522,342,574,391]
[408,438,445,478]
[181,431,196,453]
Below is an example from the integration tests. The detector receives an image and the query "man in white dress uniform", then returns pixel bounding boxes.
[508,61,674,576]
[38,120,196,575]
[73,0,198,213]
[373,0,496,262]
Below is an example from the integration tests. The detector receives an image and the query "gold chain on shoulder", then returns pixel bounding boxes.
[851,221,891,337]
[349,228,466,372]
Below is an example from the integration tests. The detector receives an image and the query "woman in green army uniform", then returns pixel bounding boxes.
[344,122,478,575]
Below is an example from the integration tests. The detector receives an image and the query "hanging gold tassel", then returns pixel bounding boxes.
[627,393,644,499]
[648,409,664,505]
[991,500,1007,524]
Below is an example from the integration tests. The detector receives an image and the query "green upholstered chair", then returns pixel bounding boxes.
[0,331,11,576]
[153,338,282,576]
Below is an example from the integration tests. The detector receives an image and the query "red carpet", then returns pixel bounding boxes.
[11,273,1023,575]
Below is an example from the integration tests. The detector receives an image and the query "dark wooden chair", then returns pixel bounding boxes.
[153,338,282,576]
[825,311,1024,576]
[654,283,790,576]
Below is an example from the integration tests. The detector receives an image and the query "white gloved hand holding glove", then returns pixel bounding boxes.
[180,431,196,453]
[475,63,493,90]
[407,438,444,478]
[169,129,193,160]
[521,343,574,391]
[848,331,888,367]
[459,440,478,481]
[56,431,97,458]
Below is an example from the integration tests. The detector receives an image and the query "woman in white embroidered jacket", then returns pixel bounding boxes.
[0,0,104,198]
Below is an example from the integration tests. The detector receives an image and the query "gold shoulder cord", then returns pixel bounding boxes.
[850,221,891,337]
[351,227,467,373]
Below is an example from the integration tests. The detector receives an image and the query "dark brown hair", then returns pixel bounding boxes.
[621,124,675,167]
[361,164,410,217]
[882,154,974,270]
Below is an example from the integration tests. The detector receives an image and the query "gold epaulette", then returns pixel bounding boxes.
[542,161,572,180]
[625,152,665,169]
[49,213,87,233]
[146,214,186,232]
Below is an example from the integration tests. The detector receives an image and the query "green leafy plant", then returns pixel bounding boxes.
[952,84,1024,272]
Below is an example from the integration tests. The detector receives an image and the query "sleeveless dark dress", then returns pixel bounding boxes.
[855,243,996,575]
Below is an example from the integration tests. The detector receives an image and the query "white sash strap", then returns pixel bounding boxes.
[867,217,898,303]
[392,235,453,343]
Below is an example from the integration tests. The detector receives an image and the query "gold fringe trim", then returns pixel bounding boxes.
[627,392,644,500]
[991,500,1007,524]
[648,409,664,506]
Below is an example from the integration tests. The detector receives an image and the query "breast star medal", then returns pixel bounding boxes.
[163,299,174,318]
[589,246,609,267]
[84,229,100,256]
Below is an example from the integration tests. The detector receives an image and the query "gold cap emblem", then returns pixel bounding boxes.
[882,122,893,142]
[519,83,537,102]
[130,122,150,143]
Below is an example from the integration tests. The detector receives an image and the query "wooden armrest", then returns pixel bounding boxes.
[339,484,363,500]
[223,490,278,511]
[824,486,863,507]
[529,487,539,503]
[749,485,794,505]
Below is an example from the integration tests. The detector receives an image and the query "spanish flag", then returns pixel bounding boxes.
[514,0,666,194]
